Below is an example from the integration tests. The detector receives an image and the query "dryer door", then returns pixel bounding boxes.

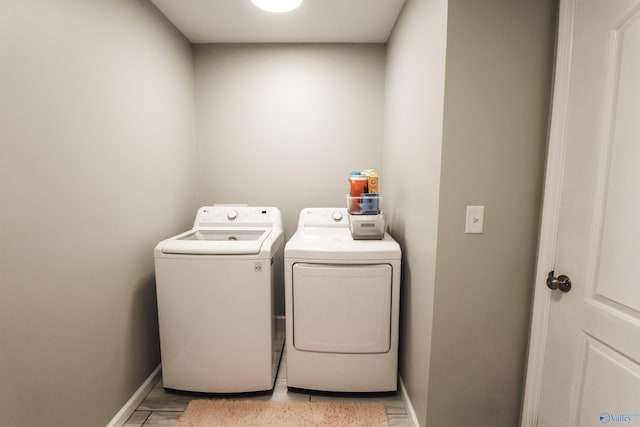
[292,263,392,354]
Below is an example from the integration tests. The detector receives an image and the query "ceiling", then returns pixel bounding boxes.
[150,0,406,44]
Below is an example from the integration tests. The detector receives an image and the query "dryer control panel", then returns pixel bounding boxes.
[194,206,281,228]
[297,208,349,229]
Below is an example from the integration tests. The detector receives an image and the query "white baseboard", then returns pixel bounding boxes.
[399,376,420,427]
[106,364,162,427]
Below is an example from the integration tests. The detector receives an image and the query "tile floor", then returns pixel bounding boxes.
[124,350,412,426]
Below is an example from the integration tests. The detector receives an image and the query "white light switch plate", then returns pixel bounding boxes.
[465,205,484,234]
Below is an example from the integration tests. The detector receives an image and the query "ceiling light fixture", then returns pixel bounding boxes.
[251,0,303,13]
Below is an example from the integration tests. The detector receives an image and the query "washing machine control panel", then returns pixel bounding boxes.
[193,206,281,228]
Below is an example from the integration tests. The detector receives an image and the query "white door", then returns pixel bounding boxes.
[522,0,640,426]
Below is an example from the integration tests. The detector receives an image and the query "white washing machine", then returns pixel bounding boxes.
[284,207,401,392]
[154,206,284,393]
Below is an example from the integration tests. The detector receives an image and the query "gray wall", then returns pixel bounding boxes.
[0,1,558,425]
[426,1,557,425]
[385,0,557,426]
[194,44,386,240]
[0,1,197,426]
[383,0,448,424]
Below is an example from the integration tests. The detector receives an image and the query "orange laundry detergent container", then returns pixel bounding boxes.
[348,174,368,213]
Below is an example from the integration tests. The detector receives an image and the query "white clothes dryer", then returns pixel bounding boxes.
[284,207,401,392]
[154,206,284,393]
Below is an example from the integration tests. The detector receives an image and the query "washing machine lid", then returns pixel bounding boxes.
[160,228,271,255]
